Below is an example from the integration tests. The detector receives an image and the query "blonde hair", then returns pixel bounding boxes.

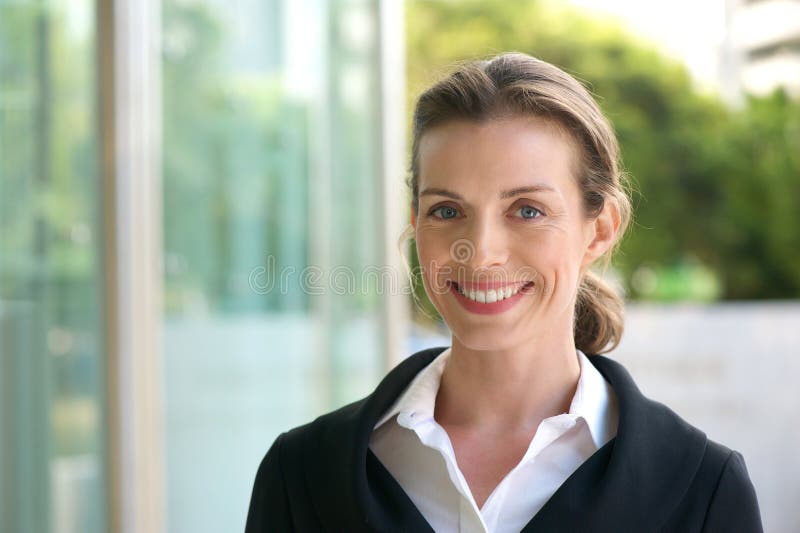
[407,52,631,354]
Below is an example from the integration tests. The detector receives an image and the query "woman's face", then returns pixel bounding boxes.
[414,117,613,352]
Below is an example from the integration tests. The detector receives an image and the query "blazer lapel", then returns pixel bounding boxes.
[523,355,708,531]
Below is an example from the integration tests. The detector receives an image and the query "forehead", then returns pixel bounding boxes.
[417,117,579,194]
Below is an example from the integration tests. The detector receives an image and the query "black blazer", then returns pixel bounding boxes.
[246,347,763,532]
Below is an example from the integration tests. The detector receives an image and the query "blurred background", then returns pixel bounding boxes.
[0,0,798,532]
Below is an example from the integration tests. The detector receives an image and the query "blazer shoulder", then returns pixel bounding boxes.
[281,346,448,447]
[702,438,734,464]
[246,399,370,532]
[245,432,294,531]
[659,436,763,532]
[699,441,763,532]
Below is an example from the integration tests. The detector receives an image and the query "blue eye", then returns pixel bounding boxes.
[516,205,542,219]
[431,206,459,219]
[428,205,541,220]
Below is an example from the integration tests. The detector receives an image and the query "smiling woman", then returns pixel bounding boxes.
[413,117,621,358]
[245,53,763,532]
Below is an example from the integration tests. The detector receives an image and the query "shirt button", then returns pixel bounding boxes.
[398,412,417,427]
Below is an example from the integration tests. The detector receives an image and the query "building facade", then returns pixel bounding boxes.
[724,0,800,101]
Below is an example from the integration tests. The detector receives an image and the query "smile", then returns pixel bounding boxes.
[447,281,535,315]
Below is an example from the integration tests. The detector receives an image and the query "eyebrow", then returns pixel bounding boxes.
[419,184,557,201]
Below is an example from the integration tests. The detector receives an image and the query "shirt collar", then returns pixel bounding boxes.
[571,350,618,449]
[372,347,617,448]
[373,347,451,430]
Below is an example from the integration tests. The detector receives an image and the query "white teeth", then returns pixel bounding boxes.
[456,283,529,303]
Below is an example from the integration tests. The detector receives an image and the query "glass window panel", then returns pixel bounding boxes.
[162,0,384,531]
[0,1,105,533]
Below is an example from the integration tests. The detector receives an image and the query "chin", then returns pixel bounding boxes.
[448,323,525,352]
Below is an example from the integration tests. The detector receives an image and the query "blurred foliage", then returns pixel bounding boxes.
[162,1,383,315]
[0,3,98,285]
[162,1,312,314]
[405,0,800,313]
[0,0,103,473]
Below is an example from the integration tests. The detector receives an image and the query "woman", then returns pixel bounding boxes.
[246,53,762,532]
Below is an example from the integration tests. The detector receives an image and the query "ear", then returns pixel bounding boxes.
[410,203,417,228]
[582,199,621,269]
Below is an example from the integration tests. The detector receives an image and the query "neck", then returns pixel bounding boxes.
[434,329,581,433]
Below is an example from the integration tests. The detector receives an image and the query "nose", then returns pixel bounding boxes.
[456,216,509,269]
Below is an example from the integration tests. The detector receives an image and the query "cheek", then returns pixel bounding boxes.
[415,233,452,290]
[415,229,456,262]
[523,232,584,282]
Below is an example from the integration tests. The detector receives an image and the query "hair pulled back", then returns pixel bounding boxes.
[408,52,631,355]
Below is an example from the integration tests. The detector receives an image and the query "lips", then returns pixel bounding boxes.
[447,281,534,315]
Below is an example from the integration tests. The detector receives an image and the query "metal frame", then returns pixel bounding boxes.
[97,0,166,532]
[378,0,410,369]
[304,0,335,414]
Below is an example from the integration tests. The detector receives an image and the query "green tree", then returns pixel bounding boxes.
[713,91,800,298]
[405,0,800,309]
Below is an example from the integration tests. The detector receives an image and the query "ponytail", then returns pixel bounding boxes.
[574,270,624,355]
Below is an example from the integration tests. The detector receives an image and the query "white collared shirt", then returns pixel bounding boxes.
[369,348,619,533]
